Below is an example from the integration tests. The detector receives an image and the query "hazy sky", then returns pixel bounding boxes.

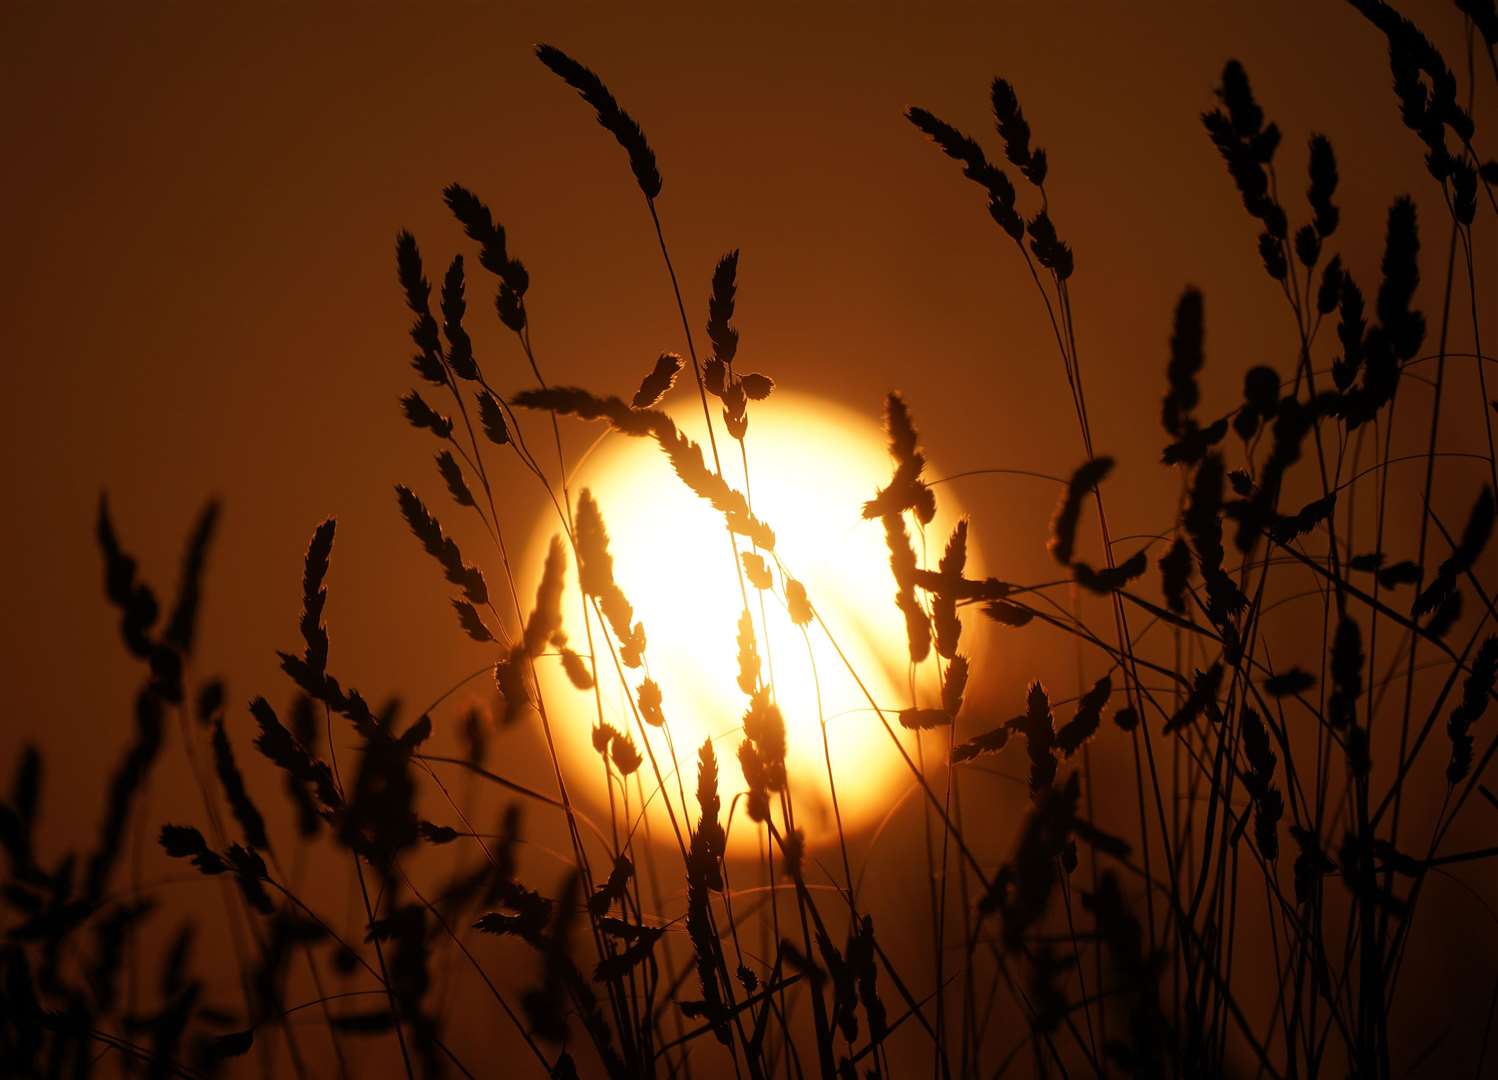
[4,2,1493,1070]
[6,0,1481,757]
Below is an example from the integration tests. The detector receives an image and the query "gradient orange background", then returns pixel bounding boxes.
[4,1,1495,1073]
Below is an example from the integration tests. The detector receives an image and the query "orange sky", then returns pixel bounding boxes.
[6,0,1483,782]
[4,2,1495,1071]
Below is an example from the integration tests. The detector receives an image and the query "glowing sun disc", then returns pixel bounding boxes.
[523,390,979,854]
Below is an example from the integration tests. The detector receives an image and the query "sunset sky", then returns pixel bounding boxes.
[4,2,1495,1072]
[7,0,1482,790]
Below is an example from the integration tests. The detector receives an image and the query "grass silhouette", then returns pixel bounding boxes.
[4,3,1498,1076]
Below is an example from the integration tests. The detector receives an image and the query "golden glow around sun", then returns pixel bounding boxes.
[523,390,979,854]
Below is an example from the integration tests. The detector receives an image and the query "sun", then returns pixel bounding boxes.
[522,390,978,855]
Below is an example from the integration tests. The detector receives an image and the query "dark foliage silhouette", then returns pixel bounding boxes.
[4,3,1497,1077]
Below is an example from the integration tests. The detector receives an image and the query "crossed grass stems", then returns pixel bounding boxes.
[7,2,1498,1077]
